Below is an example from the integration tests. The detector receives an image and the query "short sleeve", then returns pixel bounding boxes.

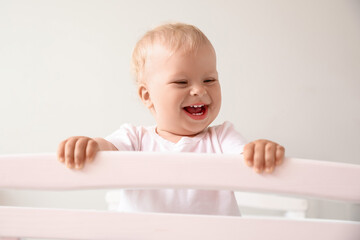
[215,121,248,154]
[105,124,140,151]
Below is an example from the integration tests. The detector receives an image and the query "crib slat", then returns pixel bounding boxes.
[1,152,360,203]
[0,206,359,240]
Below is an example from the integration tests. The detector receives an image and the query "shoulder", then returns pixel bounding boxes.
[105,123,154,151]
[108,123,153,136]
[209,121,238,136]
[207,121,247,154]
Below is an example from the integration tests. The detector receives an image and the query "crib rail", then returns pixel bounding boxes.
[1,152,360,202]
[1,152,360,239]
[1,206,359,240]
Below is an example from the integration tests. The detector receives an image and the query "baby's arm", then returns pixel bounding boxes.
[57,137,117,169]
[243,139,285,173]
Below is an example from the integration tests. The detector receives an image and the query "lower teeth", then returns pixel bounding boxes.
[193,112,203,116]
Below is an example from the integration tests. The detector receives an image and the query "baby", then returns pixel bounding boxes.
[57,23,285,216]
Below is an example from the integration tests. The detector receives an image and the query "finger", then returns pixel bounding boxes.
[275,145,285,165]
[74,138,88,169]
[64,137,77,169]
[86,139,99,163]
[57,140,66,163]
[243,142,255,166]
[265,142,276,173]
[253,142,266,173]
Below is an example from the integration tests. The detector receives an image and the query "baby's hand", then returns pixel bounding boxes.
[57,136,100,169]
[243,139,285,173]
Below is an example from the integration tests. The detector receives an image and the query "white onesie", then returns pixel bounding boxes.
[105,121,247,216]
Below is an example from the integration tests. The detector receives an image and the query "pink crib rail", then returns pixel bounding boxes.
[0,152,359,239]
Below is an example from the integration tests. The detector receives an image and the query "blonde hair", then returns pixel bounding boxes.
[131,22,212,84]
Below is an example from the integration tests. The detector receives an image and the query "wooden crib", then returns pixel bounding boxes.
[0,152,359,239]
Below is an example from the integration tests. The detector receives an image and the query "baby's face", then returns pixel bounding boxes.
[139,43,221,141]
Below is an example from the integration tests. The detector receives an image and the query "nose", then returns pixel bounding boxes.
[190,84,206,97]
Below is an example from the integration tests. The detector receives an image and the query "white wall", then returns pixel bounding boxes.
[1,0,359,220]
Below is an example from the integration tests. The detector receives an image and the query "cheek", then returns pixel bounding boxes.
[216,87,222,104]
[210,86,222,105]
[154,90,180,112]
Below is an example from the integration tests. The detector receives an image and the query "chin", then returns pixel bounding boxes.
[187,123,210,135]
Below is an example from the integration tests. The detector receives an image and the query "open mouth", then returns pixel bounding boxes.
[183,104,208,120]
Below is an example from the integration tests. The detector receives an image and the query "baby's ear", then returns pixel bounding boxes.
[138,83,153,109]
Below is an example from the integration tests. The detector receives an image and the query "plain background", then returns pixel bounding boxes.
[0,0,359,221]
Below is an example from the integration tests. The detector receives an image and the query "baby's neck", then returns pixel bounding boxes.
[155,128,201,143]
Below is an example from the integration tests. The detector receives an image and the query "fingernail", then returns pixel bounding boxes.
[266,167,274,173]
[246,160,253,166]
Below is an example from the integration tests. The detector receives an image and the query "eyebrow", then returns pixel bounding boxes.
[169,71,218,79]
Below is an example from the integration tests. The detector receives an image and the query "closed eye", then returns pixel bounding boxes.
[204,79,217,83]
[173,80,188,85]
